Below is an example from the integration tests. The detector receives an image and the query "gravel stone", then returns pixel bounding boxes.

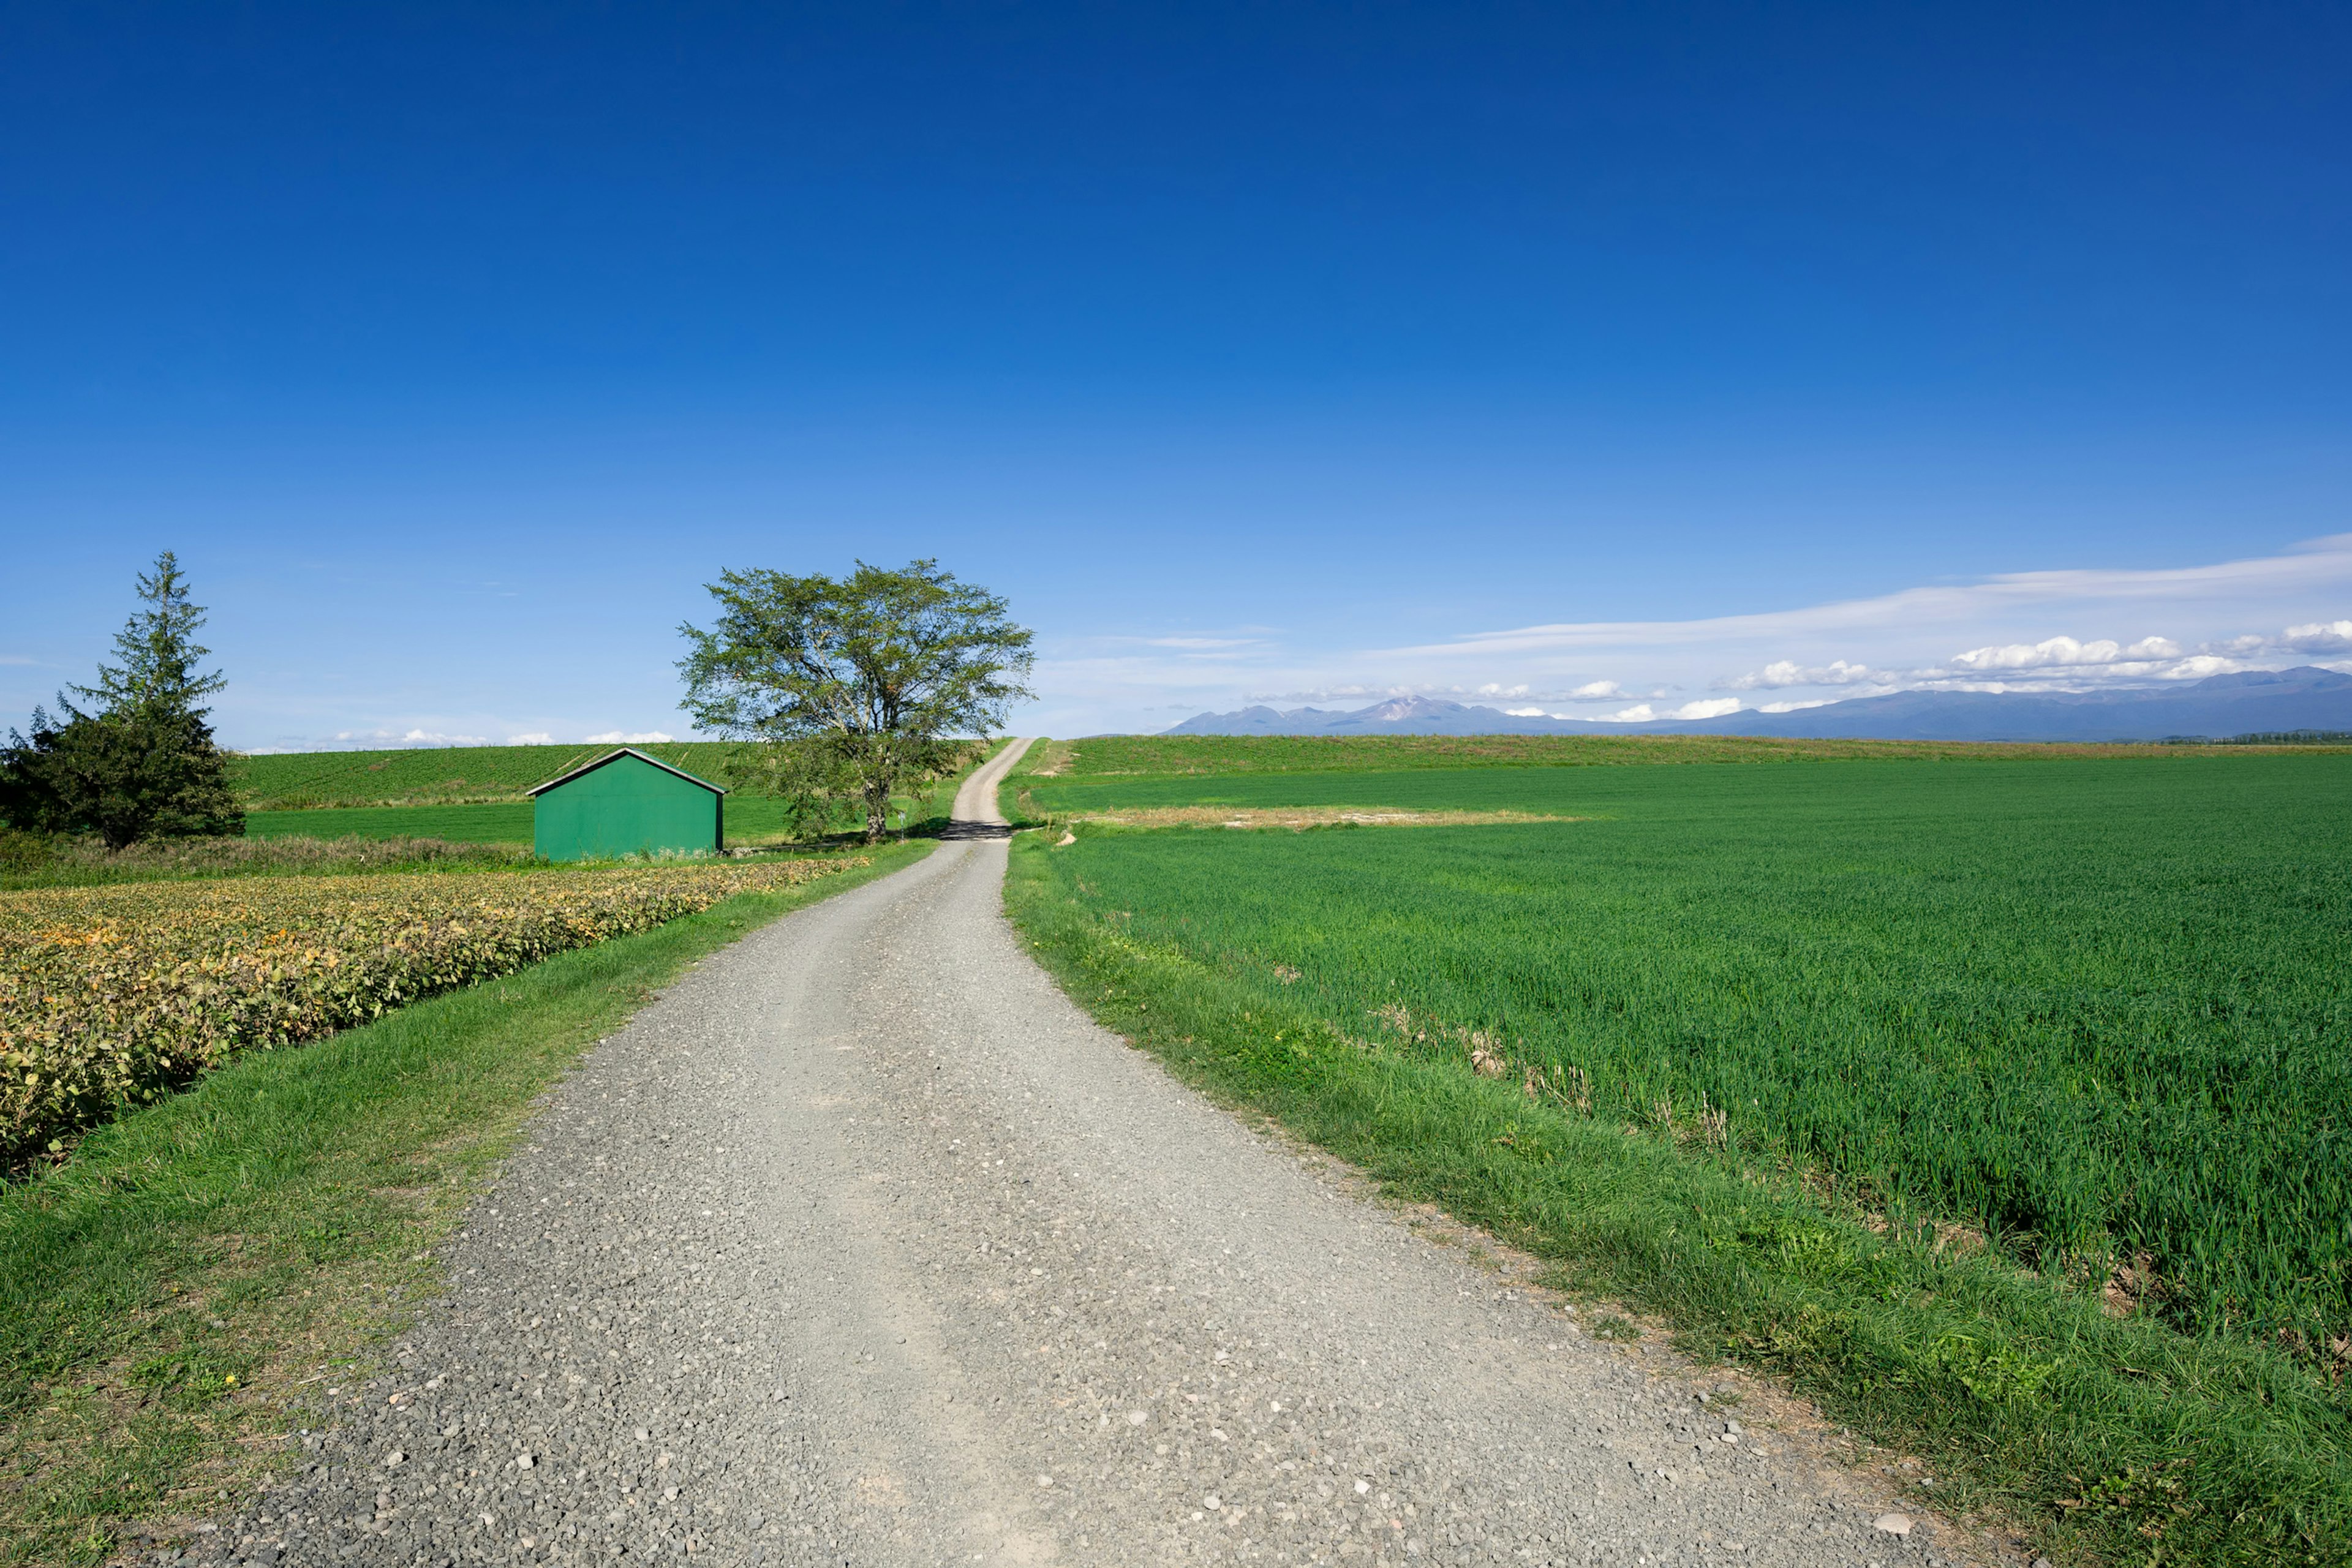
[187,742,1961,1567]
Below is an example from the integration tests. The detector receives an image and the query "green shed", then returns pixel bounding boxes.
[527,748,726,862]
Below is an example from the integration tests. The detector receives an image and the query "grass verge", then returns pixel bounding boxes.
[1003,831,2350,1568]
[0,840,932,1567]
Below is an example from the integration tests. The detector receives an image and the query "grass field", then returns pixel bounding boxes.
[241,802,535,843]
[228,742,753,809]
[0,842,932,1567]
[1004,739,2352,1565]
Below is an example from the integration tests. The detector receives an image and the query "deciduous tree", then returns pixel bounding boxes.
[677,560,1033,842]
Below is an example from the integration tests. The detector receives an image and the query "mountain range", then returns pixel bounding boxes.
[1159,666,2352,743]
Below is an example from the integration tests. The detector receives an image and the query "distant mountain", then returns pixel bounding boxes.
[1161,667,2352,743]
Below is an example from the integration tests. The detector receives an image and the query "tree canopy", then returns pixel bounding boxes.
[677,560,1033,841]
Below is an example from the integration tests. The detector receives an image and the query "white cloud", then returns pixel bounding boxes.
[331,727,489,747]
[2210,619,2352,657]
[1949,635,2180,672]
[2284,619,2352,652]
[1591,699,1739,722]
[1501,706,1550,717]
[1569,679,1623,699]
[1758,698,1836,714]
[1724,658,1893,691]
[505,732,556,745]
[584,729,676,745]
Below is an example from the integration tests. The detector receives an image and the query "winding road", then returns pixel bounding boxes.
[200,741,1967,1568]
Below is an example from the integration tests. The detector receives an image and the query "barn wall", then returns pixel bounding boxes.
[533,755,721,861]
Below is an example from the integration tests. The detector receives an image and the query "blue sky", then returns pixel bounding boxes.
[2,2,2347,744]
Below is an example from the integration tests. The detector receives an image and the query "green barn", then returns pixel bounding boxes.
[527,747,726,862]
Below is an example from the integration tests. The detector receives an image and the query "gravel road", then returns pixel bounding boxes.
[192,741,1969,1568]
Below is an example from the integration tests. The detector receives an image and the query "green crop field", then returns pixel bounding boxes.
[1005,741,2352,1560]
[1021,752,2352,1343]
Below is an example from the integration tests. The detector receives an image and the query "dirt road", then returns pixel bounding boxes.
[198,741,1959,1567]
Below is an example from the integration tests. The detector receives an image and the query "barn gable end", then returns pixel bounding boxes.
[527,747,726,861]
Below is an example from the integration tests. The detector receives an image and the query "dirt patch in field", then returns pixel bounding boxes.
[1065,807,1586,831]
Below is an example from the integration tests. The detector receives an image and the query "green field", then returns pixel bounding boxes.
[1022,752,2352,1342]
[1005,741,2352,1563]
[228,742,753,809]
[241,802,536,843]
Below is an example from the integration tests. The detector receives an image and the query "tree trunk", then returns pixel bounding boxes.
[864,785,890,843]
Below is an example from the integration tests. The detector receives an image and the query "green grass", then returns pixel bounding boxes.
[1003,753,2352,1566]
[0,840,930,1568]
[241,802,535,843]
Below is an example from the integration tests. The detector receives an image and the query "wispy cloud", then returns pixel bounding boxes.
[1381,534,2352,661]
[1026,535,2352,733]
[585,729,676,744]
[2211,619,2352,657]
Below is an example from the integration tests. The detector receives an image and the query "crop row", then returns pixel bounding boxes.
[0,858,856,1169]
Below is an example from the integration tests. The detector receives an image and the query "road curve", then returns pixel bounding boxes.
[197,740,1959,1568]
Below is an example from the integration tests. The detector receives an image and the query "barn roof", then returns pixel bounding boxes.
[527,746,729,797]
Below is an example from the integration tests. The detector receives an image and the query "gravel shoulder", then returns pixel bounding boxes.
[187,741,1970,1568]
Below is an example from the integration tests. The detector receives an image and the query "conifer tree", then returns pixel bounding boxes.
[0,552,243,846]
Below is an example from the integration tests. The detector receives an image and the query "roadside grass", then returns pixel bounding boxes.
[0,840,932,1568]
[1005,827,2352,1568]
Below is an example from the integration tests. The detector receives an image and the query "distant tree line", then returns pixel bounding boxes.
[0,552,243,848]
[2158,730,2352,747]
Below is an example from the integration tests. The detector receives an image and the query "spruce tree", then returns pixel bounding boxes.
[0,552,243,846]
